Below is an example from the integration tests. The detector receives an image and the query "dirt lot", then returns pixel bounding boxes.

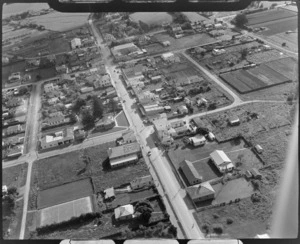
[194,163,283,238]
[37,178,94,209]
[2,163,28,188]
[29,142,149,210]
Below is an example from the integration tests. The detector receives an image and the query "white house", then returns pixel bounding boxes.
[40,129,74,150]
[161,52,175,62]
[2,185,8,195]
[80,87,94,94]
[189,135,206,147]
[44,83,58,93]
[130,175,153,190]
[114,204,134,221]
[210,150,234,173]
[212,49,226,56]
[71,38,82,49]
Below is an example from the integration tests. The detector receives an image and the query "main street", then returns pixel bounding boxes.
[89,17,204,239]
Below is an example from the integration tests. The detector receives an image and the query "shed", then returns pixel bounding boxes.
[250,168,262,180]
[229,116,240,126]
[114,204,134,221]
[104,187,115,201]
[254,144,263,154]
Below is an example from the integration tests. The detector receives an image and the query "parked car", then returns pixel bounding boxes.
[147,151,151,156]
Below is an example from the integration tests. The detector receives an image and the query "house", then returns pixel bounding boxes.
[8,72,21,83]
[189,135,206,147]
[111,43,140,60]
[171,25,183,33]
[7,146,23,158]
[130,175,153,190]
[180,160,203,186]
[80,87,94,94]
[210,150,235,173]
[74,129,86,141]
[188,75,204,84]
[43,115,65,126]
[171,125,189,138]
[6,98,21,108]
[177,105,188,114]
[71,38,82,49]
[245,170,252,179]
[214,23,224,29]
[151,75,162,83]
[229,116,240,126]
[212,48,226,55]
[95,116,115,131]
[108,142,141,168]
[2,185,8,196]
[170,120,185,129]
[47,97,60,105]
[161,52,175,62]
[44,83,58,93]
[122,130,137,144]
[100,74,112,87]
[106,90,117,99]
[250,168,262,180]
[114,204,134,221]
[56,64,69,74]
[40,128,74,149]
[104,187,115,201]
[6,124,23,136]
[162,41,170,47]
[186,181,215,203]
[144,105,164,116]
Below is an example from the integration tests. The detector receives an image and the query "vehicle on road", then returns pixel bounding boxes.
[147,151,151,156]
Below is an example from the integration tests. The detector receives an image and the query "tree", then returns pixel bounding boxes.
[241,48,248,59]
[7,186,18,196]
[139,20,149,32]
[92,96,104,119]
[19,86,28,95]
[108,98,119,114]
[72,98,86,114]
[81,108,94,128]
[234,13,248,28]
[36,74,41,81]
[135,201,153,223]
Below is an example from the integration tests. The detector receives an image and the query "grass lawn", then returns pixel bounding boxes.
[115,111,130,127]
[212,178,254,205]
[2,163,28,188]
[192,159,222,182]
[29,142,149,210]
[37,178,94,209]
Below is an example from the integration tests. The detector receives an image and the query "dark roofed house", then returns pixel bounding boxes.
[43,115,66,127]
[122,130,137,144]
[108,142,141,168]
[6,124,23,136]
[186,181,215,203]
[180,160,203,186]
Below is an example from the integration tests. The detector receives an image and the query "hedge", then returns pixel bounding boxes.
[36,212,101,235]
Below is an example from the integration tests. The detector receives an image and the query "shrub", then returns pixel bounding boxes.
[212,224,223,234]
[213,213,220,219]
[201,224,210,234]
[226,218,234,225]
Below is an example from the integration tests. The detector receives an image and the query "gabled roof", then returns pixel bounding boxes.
[104,187,115,199]
[181,160,203,184]
[131,175,153,186]
[114,204,134,219]
[108,142,140,159]
[210,150,231,166]
[186,181,215,200]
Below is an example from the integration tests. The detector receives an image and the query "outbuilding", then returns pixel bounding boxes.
[250,168,262,180]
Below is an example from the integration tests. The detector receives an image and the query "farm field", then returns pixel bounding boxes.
[252,16,298,36]
[37,178,94,209]
[39,196,93,227]
[130,12,172,25]
[246,9,297,26]
[182,12,208,22]
[263,32,298,53]
[220,64,291,94]
[264,57,298,81]
[2,163,28,188]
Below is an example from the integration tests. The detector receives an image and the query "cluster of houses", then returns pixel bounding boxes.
[111,42,147,61]
[103,174,154,221]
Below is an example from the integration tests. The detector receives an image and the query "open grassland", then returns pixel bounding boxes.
[37,178,94,209]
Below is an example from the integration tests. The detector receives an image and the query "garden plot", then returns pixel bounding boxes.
[264,57,298,81]
[39,196,93,227]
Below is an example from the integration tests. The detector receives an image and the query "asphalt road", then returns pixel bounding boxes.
[89,18,204,238]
